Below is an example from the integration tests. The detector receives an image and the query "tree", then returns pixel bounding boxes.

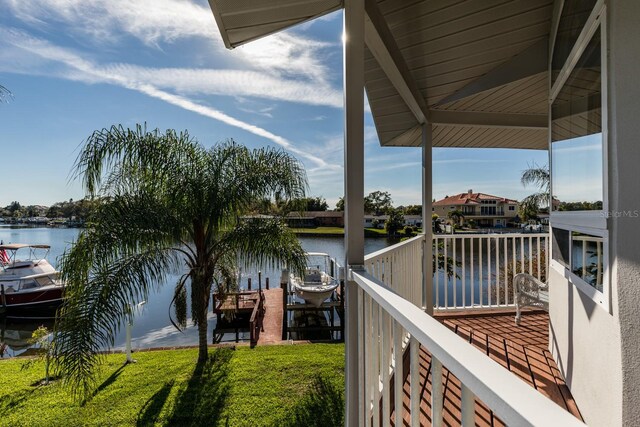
[403,205,422,215]
[53,125,308,399]
[22,326,55,385]
[447,209,464,226]
[290,196,328,212]
[335,191,393,214]
[365,191,393,215]
[8,201,21,213]
[520,162,550,214]
[385,208,404,236]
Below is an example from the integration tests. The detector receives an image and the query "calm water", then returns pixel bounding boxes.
[0,226,394,357]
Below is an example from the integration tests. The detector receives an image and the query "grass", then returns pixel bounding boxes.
[0,344,345,427]
[290,226,417,238]
[290,226,345,235]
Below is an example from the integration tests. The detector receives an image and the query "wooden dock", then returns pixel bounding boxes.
[212,274,344,346]
[257,288,284,344]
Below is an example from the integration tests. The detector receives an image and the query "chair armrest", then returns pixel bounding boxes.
[514,273,547,292]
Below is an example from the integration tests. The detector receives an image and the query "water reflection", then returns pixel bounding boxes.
[0,318,54,358]
[0,227,394,355]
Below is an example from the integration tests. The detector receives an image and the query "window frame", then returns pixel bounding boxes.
[549,1,610,310]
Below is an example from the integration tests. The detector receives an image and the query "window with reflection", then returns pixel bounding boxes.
[551,27,602,212]
[552,228,571,268]
[551,0,598,83]
[571,232,604,292]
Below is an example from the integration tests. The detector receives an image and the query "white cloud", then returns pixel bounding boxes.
[100,63,342,108]
[2,0,218,45]
[0,29,338,169]
[2,0,341,99]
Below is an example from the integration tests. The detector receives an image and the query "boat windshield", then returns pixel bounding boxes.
[0,244,51,268]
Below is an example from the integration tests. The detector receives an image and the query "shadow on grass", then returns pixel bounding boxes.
[277,375,344,427]
[0,388,36,414]
[136,380,175,426]
[162,348,233,427]
[93,363,127,397]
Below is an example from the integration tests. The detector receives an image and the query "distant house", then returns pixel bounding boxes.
[286,211,344,228]
[433,190,518,227]
[365,214,422,228]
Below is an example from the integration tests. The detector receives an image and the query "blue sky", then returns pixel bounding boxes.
[0,0,547,208]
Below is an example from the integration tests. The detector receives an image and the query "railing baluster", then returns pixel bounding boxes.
[495,237,499,306]
[453,237,457,307]
[444,238,448,308]
[431,356,443,427]
[410,336,420,427]
[365,293,372,422]
[381,310,391,427]
[373,301,380,427]
[434,237,439,308]
[394,321,403,427]
[462,237,466,308]
[479,237,483,306]
[470,237,475,307]
[529,236,533,275]
[358,287,365,427]
[503,237,508,305]
[461,384,475,427]
[520,236,524,274]
[512,236,516,276]
[536,236,541,281]
[487,237,492,307]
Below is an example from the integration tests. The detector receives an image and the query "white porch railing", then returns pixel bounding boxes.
[365,234,423,307]
[433,233,549,310]
[350,235,583,426]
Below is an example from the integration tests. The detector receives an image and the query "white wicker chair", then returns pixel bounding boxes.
[514,273,548,325]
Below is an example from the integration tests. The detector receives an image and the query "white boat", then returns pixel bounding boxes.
[0,243,65,317]
[289,252,339,308]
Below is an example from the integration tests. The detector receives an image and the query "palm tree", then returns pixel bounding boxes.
[447,209,464,226]
[53,124,308,398]
[520,162,550,214]
[0,85,11,103]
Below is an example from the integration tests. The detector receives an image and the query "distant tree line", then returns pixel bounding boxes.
[0,198,101,221]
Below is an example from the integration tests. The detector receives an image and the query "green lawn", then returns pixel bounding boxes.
[290,226,345,235]
[0,344,345,427]
[290,226,417,237]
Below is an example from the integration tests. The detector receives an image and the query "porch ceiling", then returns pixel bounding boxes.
[208,0,554,150]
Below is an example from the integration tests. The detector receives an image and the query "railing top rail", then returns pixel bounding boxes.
[351,270,584,427]
[365,234,424,261]
[433,232,548,239]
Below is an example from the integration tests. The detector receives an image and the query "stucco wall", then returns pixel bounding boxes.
[549,267,622,426]
[608,0,640,424]
[549,1,640,425]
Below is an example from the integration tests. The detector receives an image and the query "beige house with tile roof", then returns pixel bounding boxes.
[433,190,518,227]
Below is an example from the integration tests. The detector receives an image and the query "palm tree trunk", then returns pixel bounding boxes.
[197,320,209,362]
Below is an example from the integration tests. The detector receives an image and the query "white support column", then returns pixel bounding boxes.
[344,0,365,425]
[422,123,434,314]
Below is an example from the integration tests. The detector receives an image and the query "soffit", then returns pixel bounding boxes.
[209,0,342,48]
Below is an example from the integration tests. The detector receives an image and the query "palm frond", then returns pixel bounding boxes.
[0,85,12,103]
[221,217,307,277]
[520,192,550,211]
[54,240,179,400]
[521,162,550,192]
